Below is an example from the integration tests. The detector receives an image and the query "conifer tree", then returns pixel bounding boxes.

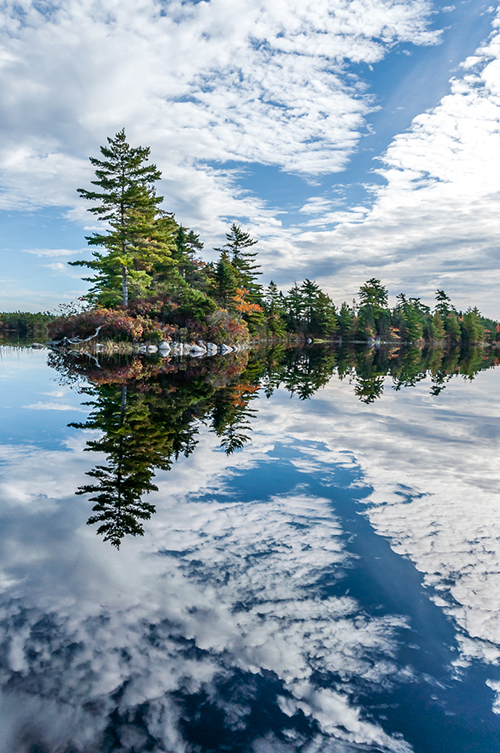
[337,302,353,337]
[300,279,321,324]
[211,250,239,308]
[285,284,305,331]
[358,278,389,337]
[435,289,454,317]
[216,224,262,300]
[431,311,446,341]
[461,307,485,342]
[313,290,337,337]
[264,281,286,336]
[71,129,177,307]
[173,226,205,286]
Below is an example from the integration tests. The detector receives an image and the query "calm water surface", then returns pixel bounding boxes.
[1,345,500,753]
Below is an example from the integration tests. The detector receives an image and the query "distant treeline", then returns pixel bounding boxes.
[0,311,55,341]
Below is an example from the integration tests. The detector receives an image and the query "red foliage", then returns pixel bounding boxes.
[48,308,177,343]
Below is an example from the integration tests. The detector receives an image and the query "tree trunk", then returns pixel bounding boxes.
[122,265,128,307]
[120,385,127,423]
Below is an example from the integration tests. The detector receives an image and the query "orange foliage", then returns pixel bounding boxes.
[231,380,260,407]
[233,288,263,316]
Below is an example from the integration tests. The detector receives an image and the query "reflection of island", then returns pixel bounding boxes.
[49,343,499,545]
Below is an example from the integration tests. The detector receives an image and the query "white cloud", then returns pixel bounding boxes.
[22,401,86,411]
[281,14,500,315]
[1,0,500,315]
[0,431,412,752]
[43,262,67,271]
[0,0,439,219]
[299,197,334,214]
[253,366,500,677]
[22,248,82,257]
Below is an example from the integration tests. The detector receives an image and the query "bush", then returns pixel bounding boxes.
[48,309,145,342]
[206,309,249,343]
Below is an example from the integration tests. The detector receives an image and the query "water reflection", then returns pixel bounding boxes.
[49,344,500,547]
[1,346,500,752]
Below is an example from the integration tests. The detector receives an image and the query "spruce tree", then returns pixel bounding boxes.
[71,129,177,307]
[285,284,305,331]
[263,282,286,336]
[216,224,262,301]
[300,279,321,324]
[313,290,337,337]
[358,278,389,337]
[211,250,239,308]
[337,302,353,337]
[435,289,454,317]
[173,226,205,285]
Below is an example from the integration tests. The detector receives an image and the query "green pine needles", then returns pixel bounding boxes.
[71,129,177,307]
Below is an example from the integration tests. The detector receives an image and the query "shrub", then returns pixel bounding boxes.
[48,309,145,342]
[206,309,249,343]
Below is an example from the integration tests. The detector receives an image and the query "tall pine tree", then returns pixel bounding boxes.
[71,129,177,307]
[216,224,262,301]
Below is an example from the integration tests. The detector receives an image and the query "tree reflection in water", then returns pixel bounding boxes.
[48,343,499,546]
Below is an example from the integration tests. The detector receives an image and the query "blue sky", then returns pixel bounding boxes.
[1,0,500,315]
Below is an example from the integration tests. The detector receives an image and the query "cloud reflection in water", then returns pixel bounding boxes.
[1,347,500,751]
[0,442,412,752]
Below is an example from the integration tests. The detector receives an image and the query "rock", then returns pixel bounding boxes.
[220,344,233,355]
[31,343,45,349]
[138,345,148,354]
[190,345,206,355]
[206,343,218,356]
[147,345,158,354]
[158,342,171,356]
[94,343,106,352]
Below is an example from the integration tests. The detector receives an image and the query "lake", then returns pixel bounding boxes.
[1,343,500,752]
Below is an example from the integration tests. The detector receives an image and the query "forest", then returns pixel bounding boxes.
[3,130,498,347]
[0,311,55,342]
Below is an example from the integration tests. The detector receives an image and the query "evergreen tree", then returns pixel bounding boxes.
[71,129,177,307]
[359,278,388,309]
[395,294,425,341]
[444,312,461,342]
[173,226,206,288]
[300,279,321,325]
[211,250,239,308]
[216,224,262,300]
[358,278,389,337]
[435,289,454,318]
[461,307,485,343]
[431,311,446,341]
[264,282,286,336]
[285,284,305,331]
[337,302,353,338]
[312,291,337,337]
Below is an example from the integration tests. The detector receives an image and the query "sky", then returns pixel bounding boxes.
[1,0,500,315]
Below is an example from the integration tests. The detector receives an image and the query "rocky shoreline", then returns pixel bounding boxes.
[39,337,253,358]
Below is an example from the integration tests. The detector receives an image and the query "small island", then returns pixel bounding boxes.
[2,130,499,353]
